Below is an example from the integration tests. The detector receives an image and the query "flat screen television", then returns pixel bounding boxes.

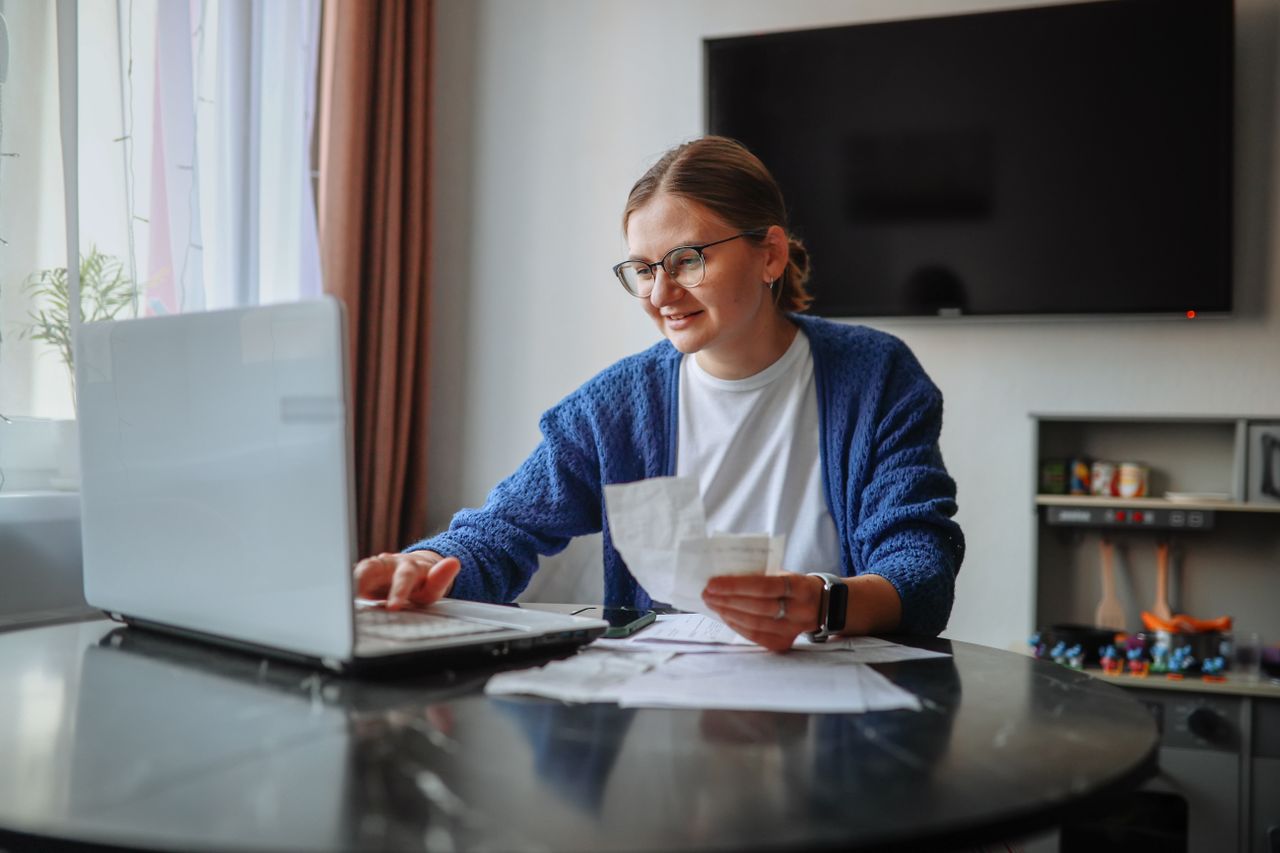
[705,0,1234,318]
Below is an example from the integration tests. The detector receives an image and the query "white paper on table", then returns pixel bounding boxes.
[602,614,952,662]
[483,649,675,704]
[485,629,939,710]
[594,640,766,655]
[587,615,752,654]
[828,643,953,663]
[635,614,757,645]
[612,652,922,713]
[604,477,784,614]
[608,639,953,660]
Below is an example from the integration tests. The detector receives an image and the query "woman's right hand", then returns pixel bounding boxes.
[352,550,462,610]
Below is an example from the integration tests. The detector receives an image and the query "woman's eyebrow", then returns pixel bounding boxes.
[627,238,702,262]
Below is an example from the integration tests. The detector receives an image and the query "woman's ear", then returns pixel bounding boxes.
[763,224,789,283]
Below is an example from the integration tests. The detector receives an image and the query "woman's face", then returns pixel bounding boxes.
[625,193,784,361]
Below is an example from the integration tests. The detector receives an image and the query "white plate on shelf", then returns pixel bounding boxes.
[1164,491,1231,503]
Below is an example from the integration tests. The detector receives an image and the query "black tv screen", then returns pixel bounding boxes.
[705,0,1234,318]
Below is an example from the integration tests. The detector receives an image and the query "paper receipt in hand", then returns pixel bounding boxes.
[603,476,785,615]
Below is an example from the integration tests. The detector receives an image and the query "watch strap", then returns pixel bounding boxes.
[806,572,848,642]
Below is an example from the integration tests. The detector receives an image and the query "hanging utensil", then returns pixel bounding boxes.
[1153,539,1173,622]
[1095,537,1125,630]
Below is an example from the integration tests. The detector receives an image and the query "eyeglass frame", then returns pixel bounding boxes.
[611,229,767,298]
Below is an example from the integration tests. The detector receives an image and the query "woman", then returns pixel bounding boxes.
[354,136,964,650]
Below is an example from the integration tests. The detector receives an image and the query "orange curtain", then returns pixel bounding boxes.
[317,0,433,557]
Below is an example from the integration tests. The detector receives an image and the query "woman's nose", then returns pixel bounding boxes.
[649,268,680,308]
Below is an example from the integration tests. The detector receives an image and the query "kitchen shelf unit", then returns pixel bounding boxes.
[1030,414,1279,643]
[1035,495,1280,514]
[1030,415,1280,853]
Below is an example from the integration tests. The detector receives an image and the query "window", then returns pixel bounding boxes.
[0,0,321,493]
[0,1,72,422]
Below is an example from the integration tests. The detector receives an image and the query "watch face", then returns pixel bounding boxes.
[828,581,850,633]
[807,573,848,641]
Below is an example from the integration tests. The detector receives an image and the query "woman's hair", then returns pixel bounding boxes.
[622,136,813,313]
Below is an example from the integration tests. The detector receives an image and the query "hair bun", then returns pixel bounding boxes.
[787,236,811,281]
[780,235,813,311]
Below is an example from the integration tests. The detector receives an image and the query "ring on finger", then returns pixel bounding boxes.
[774,596,787,620]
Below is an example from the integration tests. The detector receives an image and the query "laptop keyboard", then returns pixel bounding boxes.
[356,608,508,643]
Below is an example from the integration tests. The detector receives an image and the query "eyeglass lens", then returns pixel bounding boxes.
[617,247,704,297]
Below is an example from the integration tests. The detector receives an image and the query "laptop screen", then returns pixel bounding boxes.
[76,299,357,661]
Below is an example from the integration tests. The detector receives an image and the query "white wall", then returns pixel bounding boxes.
[428,0,1280,649]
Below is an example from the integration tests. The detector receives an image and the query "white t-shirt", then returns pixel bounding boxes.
[676,328,842,574]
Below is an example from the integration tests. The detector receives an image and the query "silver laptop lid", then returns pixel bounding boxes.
[77,298,357,661]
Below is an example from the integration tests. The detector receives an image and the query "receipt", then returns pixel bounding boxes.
[604,477,785,615]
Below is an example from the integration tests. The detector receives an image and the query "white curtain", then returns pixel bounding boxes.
[79,0,322,317]
[0,0,70,421]
[0,0,322,481]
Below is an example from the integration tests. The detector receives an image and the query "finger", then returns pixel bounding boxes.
[703,578,821,627]
[705,576,824,627]
[387,555,461,609]
[703,592,814,623]
[425,704,455,736]
[703,597,799,640]
[714,600,812,638]
[352,559,379,597]
[703,573,797,599]
[387,560,430,610]
[717,610,797,652]
[353,554,396,599]
[416,556,462,604]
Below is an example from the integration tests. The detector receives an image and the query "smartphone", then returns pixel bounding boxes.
[573,606,656,639]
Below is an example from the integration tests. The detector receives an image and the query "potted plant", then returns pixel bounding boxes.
[12,246,136,488]
[18,245,137,406]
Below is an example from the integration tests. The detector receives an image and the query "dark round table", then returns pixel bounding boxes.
[0,619,1156,852]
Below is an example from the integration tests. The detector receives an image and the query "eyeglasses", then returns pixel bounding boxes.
[612,230,765,298]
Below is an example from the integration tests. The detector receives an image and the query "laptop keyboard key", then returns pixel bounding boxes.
[355,608,508,643]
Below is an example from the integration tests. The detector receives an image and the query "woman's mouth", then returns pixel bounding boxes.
[663,310,703,329]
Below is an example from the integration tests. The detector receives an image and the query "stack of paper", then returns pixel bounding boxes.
[484,614,950,714]
[597,614,953,662]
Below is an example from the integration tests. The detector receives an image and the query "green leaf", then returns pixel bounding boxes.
[14,246,139,384]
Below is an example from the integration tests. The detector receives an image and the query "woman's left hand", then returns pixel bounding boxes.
[701,572,824,651]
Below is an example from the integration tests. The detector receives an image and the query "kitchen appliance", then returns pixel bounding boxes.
[1061,688,1280,852]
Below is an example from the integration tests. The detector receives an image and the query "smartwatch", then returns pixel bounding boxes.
[806,572,849,643]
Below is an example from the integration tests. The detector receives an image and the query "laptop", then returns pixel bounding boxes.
[75,297,608,672]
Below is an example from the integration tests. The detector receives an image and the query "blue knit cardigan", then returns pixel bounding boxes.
[407,314,965,636]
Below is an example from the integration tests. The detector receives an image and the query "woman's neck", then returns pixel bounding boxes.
[694,310,797,380]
